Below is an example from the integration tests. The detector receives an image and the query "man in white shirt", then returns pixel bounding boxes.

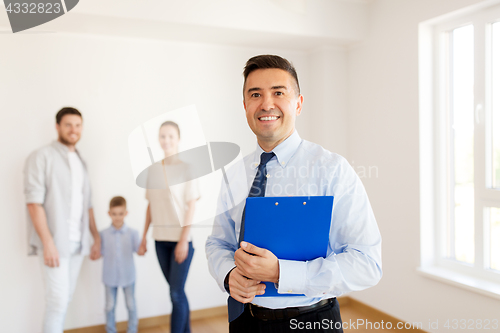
[24,107,101,333]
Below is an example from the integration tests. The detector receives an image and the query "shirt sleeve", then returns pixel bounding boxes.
[276,156,382,297]
[87,179,93,210]
[23,149,46,204]
[100,231,105,257]
[205,179,238,293]
[132,229,140,253]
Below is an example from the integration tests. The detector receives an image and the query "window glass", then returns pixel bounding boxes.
[488,207,500,271]
[450,25,475,264]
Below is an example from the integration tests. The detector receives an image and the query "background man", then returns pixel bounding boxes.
[24,107,101,333]
[206,55,382,332]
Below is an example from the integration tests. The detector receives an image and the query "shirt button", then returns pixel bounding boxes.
[281,162,285,165]
[288,290,293,293]
[266,174,270,178]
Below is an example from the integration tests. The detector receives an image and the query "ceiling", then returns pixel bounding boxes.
[0,0,370,50]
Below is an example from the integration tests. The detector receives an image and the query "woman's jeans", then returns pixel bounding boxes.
[155,241,194,333]
[105,283,138,333]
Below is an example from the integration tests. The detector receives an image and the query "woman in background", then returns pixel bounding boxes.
[138,121,200,333]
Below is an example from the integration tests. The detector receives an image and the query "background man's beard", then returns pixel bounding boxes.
[58,134,78,146]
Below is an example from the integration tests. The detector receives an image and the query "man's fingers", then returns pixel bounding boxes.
[232,268,260,285]
[232,294,253,303]
[235,294,255,303]
[234,245,268,272]
[234,254,245,269]
[234,248,256,269]
[232,277,262,290]
[230,283,266,302]
[230,275,266,293]
[229,268,266,302]
[45,256,58,267]
[240,242,266,256]
[238,276,261,288]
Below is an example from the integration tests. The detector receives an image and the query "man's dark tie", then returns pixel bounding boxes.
[227,151,275,322]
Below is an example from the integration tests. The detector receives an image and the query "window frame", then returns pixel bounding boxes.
[418,1,500,300]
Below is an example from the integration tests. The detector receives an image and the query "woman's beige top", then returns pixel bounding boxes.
[145,160,200,242]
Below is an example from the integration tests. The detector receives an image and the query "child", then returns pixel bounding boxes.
[100,196,141,333]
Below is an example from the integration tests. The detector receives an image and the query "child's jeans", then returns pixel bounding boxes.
[105,283,138,333]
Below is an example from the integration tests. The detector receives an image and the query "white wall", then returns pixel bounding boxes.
[307,46,349,157]
[0,34,313,332]
[347,0,500,331]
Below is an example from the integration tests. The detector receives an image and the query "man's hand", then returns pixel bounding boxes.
[137,237,147,256]
[43,240,60,267]
[90,241,101,260]
[234,242,279,283]
[174,240,189,264]
[88,208,101,260]
[228,267,266,303]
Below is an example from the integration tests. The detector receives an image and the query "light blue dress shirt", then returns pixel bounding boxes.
[206,130,382,309]
[100,225,140,287]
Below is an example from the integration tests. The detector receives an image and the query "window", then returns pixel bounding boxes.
[419,2,500,298]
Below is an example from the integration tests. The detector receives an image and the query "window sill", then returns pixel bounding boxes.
[417,266,500,301]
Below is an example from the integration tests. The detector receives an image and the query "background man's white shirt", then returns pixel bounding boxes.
[68,151,84,242]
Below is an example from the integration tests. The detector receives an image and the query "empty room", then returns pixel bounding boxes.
[1,0,499,332]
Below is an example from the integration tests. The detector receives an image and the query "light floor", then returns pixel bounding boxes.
[138,303,424,333]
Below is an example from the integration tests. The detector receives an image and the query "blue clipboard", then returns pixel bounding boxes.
[243,196,334,297]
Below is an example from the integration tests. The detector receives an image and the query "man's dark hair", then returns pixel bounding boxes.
[109,196,127,209]
[243,55,300,95]
[56,107,82,124]
[160,120,181,138]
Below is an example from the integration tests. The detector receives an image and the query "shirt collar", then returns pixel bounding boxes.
[111,224,128,234]
[51,140,79,156]
[252,130,302,169]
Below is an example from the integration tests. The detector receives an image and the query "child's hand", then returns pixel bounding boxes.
[137,238,147,256]
[90,241,101,260]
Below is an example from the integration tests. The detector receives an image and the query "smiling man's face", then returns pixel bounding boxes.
[56,114,82,146]
[243,68,303,152]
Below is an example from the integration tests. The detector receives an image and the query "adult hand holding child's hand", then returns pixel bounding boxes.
[137,237,147,256]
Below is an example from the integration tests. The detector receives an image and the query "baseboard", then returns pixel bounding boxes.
[64,306,227,333]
